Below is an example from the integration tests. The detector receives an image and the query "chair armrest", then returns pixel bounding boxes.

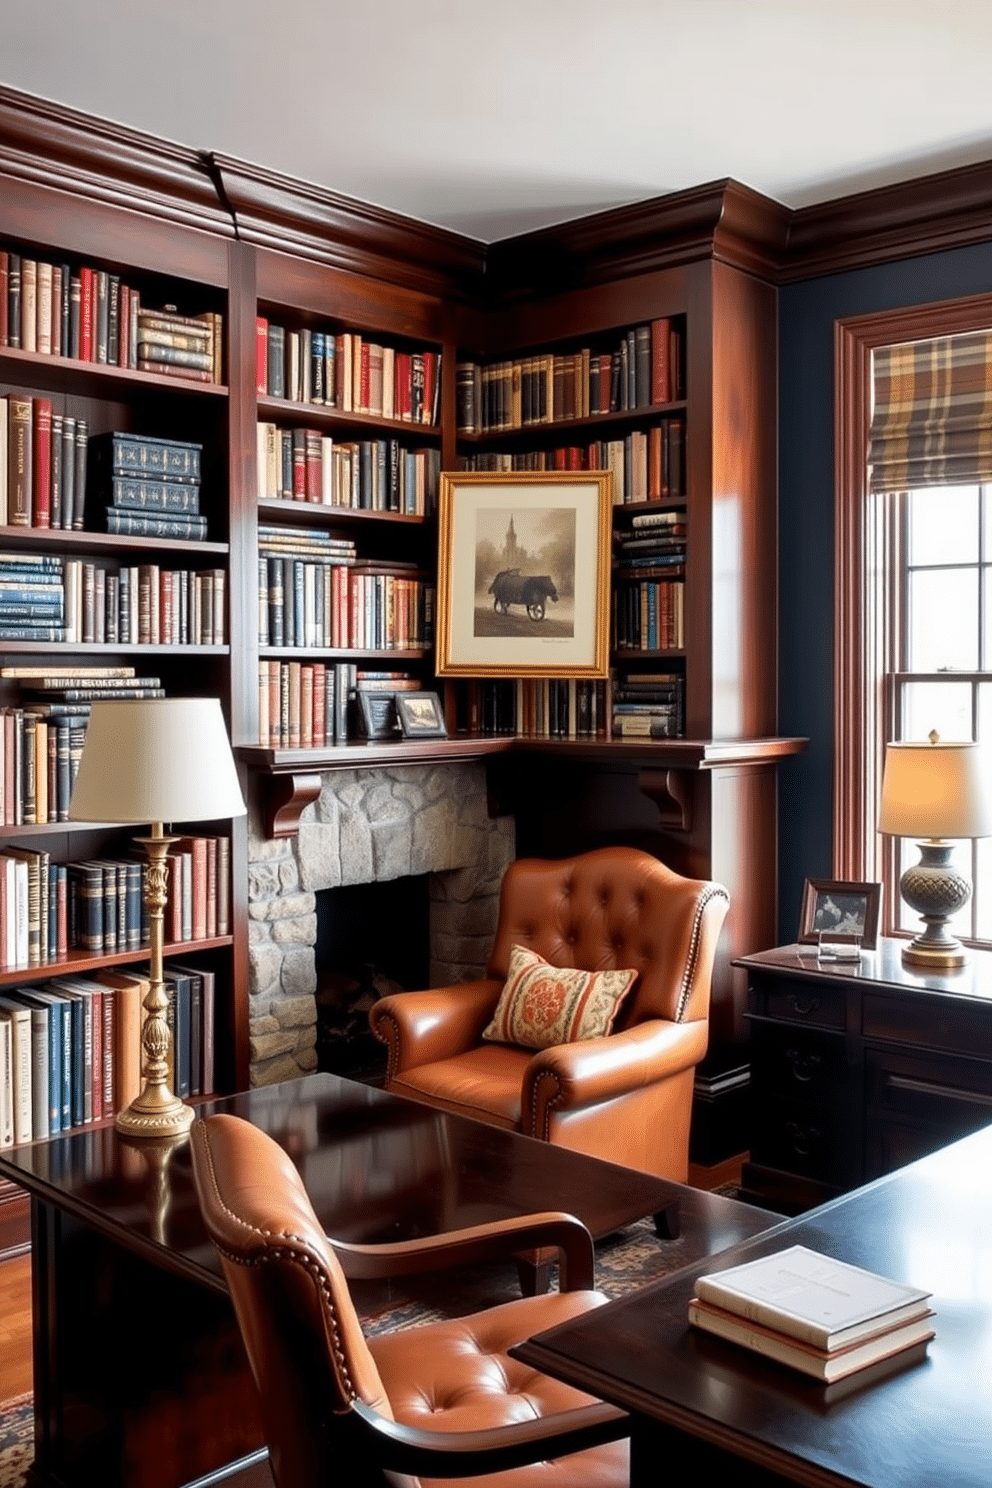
[524,1018,709,1130]
[331,1209,595,1292]
[369,979,503,1077]
[350,1396,629,1476]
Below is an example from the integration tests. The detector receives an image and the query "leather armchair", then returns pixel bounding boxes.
[190,1112,629,1488]
[370,847,729,1182]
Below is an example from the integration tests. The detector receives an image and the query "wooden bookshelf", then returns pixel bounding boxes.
[0,84,799,1243]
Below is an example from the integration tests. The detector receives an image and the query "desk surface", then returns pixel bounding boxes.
[0,1071,775,1292]
[519,1120,992,1488]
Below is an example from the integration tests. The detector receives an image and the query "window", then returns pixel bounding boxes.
[835,296,992,945]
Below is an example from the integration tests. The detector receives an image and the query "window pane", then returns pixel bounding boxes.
[907,569,978,671]
[901,680,973,743]
[976,838,992,939]
[907,486,979,566]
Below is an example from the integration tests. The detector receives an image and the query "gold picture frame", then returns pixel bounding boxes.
[435,471,613,678]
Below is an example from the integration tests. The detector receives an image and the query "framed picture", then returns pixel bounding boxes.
[435,471,613,678]
[395,690,448,738]
[356,690,400,741]
[798,878,882,950]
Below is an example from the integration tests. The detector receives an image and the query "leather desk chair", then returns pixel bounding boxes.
[370,847,729,1183]
[190,1112,630,1488]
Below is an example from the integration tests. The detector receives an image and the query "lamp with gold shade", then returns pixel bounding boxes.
[69,697,245,1138]
[878,731,992,969]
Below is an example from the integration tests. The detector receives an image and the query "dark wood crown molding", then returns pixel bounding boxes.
[486,182,792,299]
[0,85,233,239]
[209,153,487,305]
[782,158,992,281]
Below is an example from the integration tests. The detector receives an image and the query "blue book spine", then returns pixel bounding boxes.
[47,1005,62,1135]
[59,1001,72,1130]
[69,996,85,1127]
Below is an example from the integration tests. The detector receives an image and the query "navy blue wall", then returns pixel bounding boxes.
[777,242,992,942]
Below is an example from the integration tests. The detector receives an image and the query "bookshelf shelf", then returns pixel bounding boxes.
[0,346,228,402]
[0,935,234,990]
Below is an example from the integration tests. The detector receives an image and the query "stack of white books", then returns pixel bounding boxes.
[688,1244,935,1383]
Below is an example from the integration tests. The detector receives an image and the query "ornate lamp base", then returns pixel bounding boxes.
[900,840,971,970]
[116,1092,195,1139]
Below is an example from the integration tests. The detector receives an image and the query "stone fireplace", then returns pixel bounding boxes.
[247,762,515,1086]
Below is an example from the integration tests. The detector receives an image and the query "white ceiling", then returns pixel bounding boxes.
[4,0,992,243]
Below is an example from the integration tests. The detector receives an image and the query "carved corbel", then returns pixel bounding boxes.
[637,768,693,831]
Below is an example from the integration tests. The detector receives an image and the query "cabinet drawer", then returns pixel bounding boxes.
[751,1097,848,1184]
[751,979,846,1030]
[863,993,992,1058]
[865,1046,992,1132]
[750,1023,847,1102]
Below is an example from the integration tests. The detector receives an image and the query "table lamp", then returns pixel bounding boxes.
[877,731,992,969]
[69,697,246,1137]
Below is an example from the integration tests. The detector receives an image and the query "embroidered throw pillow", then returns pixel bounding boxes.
[482,944,637,1050]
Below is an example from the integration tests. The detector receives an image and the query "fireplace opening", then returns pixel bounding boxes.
[314,874,430,1081]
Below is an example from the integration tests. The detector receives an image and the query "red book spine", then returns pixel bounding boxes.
[205,836,217,938]
[33,397,52,529]
[102,987,115,1119]
[359,342,371,412]
[312,663,326,747]
[650,319,671,404]
[117,285,130,367]
[422,353,435,426]
[91,988,104,1122]
[79,267,93,361]
[255,316,268,393]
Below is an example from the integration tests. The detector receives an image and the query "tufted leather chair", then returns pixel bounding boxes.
[190,1111,630,1488]
[370,847,729,1183]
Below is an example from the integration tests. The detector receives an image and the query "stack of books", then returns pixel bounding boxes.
[0,552,65,641]
[88,432,207,540]
[136,305,222,384]
[688,1244,935,1383]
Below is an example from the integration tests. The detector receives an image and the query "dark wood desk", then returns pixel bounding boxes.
[0,1072,777,1488]
[519,1120,992,1487]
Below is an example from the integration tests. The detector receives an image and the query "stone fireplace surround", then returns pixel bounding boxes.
[247,762,515,1086]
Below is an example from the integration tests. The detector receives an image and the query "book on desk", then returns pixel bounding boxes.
[689,1244,935,1382]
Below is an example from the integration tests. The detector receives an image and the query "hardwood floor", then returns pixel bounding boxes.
[0,1251,31,1400]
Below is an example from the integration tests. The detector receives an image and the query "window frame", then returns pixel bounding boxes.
[834,292,992,940]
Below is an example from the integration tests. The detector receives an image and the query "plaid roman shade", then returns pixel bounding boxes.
[869,331,992,493]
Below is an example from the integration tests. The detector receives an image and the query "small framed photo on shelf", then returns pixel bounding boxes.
[435,470,612,679]
[798,878,882,951]
[395,691,447,738]
[356,691,401,741]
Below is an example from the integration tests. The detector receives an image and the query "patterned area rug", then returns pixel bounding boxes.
[0,1394,31,1488]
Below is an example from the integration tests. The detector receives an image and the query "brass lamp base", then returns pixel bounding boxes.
[116,1091,195,1140]
[901,937,968,970]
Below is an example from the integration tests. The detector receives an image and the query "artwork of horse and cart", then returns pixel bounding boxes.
[435,472,612,679]
[488,569,559,621]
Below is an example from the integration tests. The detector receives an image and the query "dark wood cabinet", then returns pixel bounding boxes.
[739,939,992,1211]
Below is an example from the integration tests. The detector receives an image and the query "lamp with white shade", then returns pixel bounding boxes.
[878,731,992,969]
[69,697,245,1138]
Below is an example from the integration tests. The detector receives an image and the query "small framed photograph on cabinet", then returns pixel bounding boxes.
[356,691,401,741]
[395,691,447,738]
[798,878,882,950]
[435,471,612,679]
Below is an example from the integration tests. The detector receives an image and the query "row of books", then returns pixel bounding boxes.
[0,396,89,528]
[0,250,223,383]
[446,678,611,741]
[0,553,225,645]
[610,673,685,739]
[613,579,686,652]
[257,663,419,748]
[456,420,686,502]
[258,538,433,652]
[90,431,210,541]
[256,422,440,516]
[455,318,684,433]
[0,706,85,825]
[256,320,442,425]
[0,960,217,1146]
[0,834,230,969]
[688,1244,935,1384]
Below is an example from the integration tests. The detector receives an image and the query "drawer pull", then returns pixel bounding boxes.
[887,1074,992,1108]
[786,1120,821,1156]
[788,996,820,1017]
[786,1049,822,1083]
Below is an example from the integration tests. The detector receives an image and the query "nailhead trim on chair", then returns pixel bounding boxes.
[675,882,730,1023]
[195,1125,361,1404]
